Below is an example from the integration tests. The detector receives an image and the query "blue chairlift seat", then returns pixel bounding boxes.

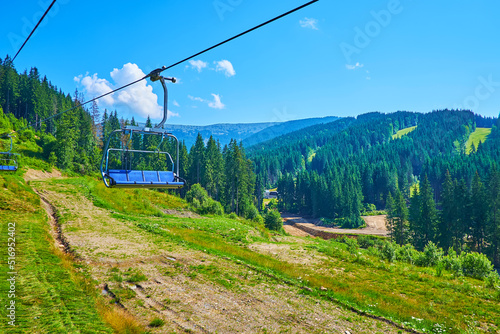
[0,165,17,171]
[100,72,185,189]
[0,135,18,172]
[106,169,184,189]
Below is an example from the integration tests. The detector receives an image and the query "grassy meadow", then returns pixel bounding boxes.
[1,170,499,333]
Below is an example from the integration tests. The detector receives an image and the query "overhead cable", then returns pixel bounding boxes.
[12,0,58,62]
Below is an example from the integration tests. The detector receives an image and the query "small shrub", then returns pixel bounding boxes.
[149,317,165,328]
[186,184,224,215]
[396,244,418,265]
[228,212,238,220]
[367,246,380,257]
[435,260,444,277]
[264,210,283,231]
[381,242,396,262]
[358,235,384,250]
[442,248,462,276]
[340,237,359,255]
[252,214,264,224]
[460,252,494,280]
[245,204,260,221]
[417,241,443,267]
[485,271,500,290]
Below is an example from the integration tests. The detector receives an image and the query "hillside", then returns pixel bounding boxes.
[1,169,500,333]
[160,116,340,148]
[466,127,491,154]
[165,122,279,147]
[242,116,340,147]
[249,110,499,211]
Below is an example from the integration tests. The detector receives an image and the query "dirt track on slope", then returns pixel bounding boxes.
[282,213,389,238]
[28,176,404,333]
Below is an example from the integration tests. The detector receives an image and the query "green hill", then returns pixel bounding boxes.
[392,125,417,139]
[242,116,340,147]
[466,127,491,154]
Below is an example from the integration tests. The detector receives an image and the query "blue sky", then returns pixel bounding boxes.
[1,0,500,125]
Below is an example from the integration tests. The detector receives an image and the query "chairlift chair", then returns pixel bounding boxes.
[100,68,185,189]
[0,135,19,172]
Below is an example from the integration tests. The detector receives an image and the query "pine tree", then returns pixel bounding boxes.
[470,171,488,252]
[453,179,470,251]
[418,174,439,250]
[438,170,455,251]
[188,133,205,185]
[386,189,409,245]
[203,136,223,198]
[487,167,500,266]
[409,186,420,246]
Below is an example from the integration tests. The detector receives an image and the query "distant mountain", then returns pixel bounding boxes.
[242,116,340,147]
[154,116,340,148]
[158,122,279,147]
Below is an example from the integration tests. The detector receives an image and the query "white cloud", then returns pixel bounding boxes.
[173,100,180,107]
[346,62,364,70]
[189,59,208,72]
[168,109,180,118]
[215,60,236,77]
[299,17,318,30]
[208,94,225,109]
[188,95,205,103]
[188,94,225,109]
[76,63,178,120]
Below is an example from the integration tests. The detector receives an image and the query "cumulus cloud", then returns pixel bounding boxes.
[75,63,178,121]
[346,62,364,70]
[208,94,225,109]
[189,59,208,72]
[215,60,236,77]
[299,17,318,30]
[188,94,225,109]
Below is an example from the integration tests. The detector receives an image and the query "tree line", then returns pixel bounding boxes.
[387,168,500,267]
[249,109,500,264]
[0,57,261,219]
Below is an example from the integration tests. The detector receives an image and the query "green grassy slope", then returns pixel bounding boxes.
[466,127,491,154]
[0,173,113,333]
[392,125,417,139]
[29,175,500,334]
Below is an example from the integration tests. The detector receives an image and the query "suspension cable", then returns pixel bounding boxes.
[4,0,319,136]
[12,0,58,62]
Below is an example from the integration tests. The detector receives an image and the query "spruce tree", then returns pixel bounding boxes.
[386,189,409,245]
[470,171,488,252]
[439,170,455,251]
[418,174,438,250]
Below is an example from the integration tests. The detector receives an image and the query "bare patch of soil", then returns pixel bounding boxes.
[283,224,314,237]
[23,168,62,181]
[282,213,389,237]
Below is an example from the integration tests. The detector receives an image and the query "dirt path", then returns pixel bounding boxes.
[30,177,404,333]
[282,213,389,238]
[23,168,62,181]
